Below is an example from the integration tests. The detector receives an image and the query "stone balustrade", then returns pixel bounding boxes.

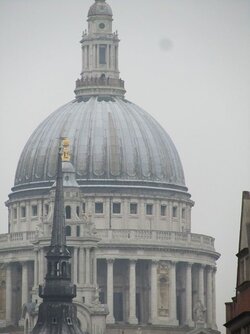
[0,229,215,251]
[75,77,125,89]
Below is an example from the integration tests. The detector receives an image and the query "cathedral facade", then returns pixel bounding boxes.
[0,1,220,334]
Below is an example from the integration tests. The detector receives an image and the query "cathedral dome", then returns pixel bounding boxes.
[14,97,186,193]
[88,0,112,17]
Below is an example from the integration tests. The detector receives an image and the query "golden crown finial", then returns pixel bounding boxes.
[61,137,70,161]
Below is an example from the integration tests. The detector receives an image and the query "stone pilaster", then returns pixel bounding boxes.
[106,258,115,324]
[128,259,138,324]
[92,249,97,286]
[149,259,158,324]
[185,263,194,327]
[73,247,78,284]
[21,262,29,306]
[198,264,205,305]
[169,261,178,325]
[5,264,12,325]
[85,248,90,285]
[33,249,38,288]
[39,247,44,284]
[212,267,217,329]
[79,247,85,285]
[206,266,213,328]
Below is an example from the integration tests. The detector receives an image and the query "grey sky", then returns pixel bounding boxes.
[0,0,250,332]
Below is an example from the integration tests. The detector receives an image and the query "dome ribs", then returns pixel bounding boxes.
[14,97,187,193]
[92,99,107,177]
[107,104,122,177]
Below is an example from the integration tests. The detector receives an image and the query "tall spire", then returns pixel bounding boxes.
[49,144,67,252]
[32,140,83,334]
[75,0,126,98]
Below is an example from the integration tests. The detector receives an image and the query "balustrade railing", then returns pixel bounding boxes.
[75,77,125,89]
[0,229,215,249]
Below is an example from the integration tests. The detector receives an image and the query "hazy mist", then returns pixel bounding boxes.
[0,1,250,332]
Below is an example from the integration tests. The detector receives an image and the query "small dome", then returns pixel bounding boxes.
[14,97,186,193]
[88,0,113,17]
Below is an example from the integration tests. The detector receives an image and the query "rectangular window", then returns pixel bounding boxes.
[161,205,166,216]
[21,206,26,218]
[172,206,178,218]
[130,203,138,215]
[95,202,103,214]
[13,208,17,220]
[82,202,86,214]
[31,205,38,217]
[182,208,186,219]
[146,204,153,215]
[113,202,121,214]
[99,45,106,64]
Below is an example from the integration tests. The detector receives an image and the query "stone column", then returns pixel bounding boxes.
[107,44,110,69]
[149,260,158,324]
[21,262,29,306]
[73,247,78,284]
[85,248,90,285]
[128,259,138,324]
[198,264,205,305]
[106,258,115,324]
[212,267,217,329]
[39,247,44,284]
[6,264,12,325]
[79,248,85,285]
[185,263,194,326]
[170,261,178,324]
[33,249,38,287]
[92,249,97,286]
[206,266,213,328]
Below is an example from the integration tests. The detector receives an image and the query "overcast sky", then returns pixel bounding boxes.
[0,0,250,332]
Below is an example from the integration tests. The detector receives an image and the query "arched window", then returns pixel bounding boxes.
[65,206,71,219]
[65,225,71,236]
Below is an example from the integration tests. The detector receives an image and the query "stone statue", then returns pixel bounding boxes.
[193,300,206,322]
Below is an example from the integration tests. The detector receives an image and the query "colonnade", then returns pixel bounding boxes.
[3,251,217,329]
[103,258,217,328]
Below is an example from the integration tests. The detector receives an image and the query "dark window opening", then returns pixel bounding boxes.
[76,225,80,237]
[62,262,67,276]
[52,318,57,325]
[65,225,71,236]
[161,205,166,216]
[82,202,86,213]
[99,291,105,304]
[67,318,72,325]
[45,204,49,215]
[32,205,38,216]
[21,206,26,218]
[182,208,186,219]
[113,202,121,214]
[130,203,137,214]
[99,45,106,64]
[172,206,178,218]
[146,204,153,215]
[95,202,103,214]
[114,292,123,322]
[65,206,71,219]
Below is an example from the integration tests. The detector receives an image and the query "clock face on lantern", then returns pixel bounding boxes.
[99,23,105,29]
